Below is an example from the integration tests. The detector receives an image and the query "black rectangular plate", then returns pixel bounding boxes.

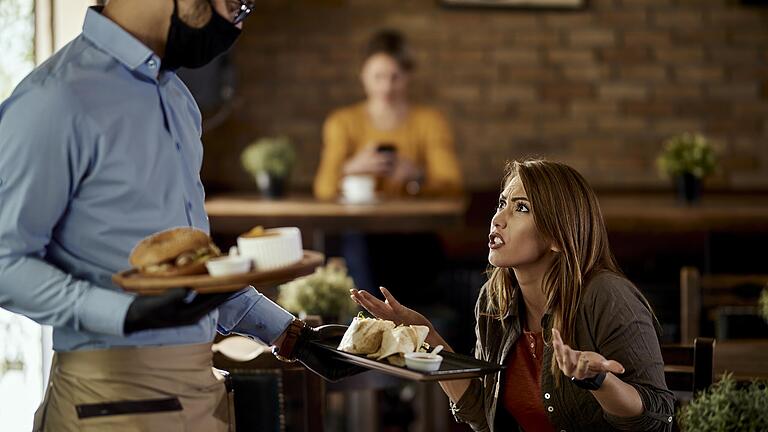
[311,339,503,381]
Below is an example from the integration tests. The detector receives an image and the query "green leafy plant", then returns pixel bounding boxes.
[240,136,296,178]
[657,132,717,179]
[277,260,359,321]
[760,285,768,322]
[678,373,768,432]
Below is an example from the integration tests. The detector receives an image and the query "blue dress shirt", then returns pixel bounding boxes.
[0,8,294,351]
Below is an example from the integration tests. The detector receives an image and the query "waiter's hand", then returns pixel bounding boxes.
[124,288,232,334]
[281,323,366,382]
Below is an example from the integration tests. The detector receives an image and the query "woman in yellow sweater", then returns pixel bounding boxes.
[313,30,463,200]
[315,32,464,430]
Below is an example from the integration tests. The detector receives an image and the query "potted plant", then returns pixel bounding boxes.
[678,373,768,431]
[656,132,716,204]
[241,136,296,199]
[277,259,359,324]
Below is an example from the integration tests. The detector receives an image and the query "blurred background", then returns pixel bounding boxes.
[1,0,767,431]
[203,0,768,193]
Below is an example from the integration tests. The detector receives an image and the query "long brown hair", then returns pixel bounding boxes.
[485,159,622,383]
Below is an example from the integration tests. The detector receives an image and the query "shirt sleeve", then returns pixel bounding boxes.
[0,85,134,337]
[588,274,675,431]
[419,110,464,197]
[216,287,294,344]
[313,111,350,200]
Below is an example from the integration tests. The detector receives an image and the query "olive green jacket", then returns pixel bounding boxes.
[450,272,674,432]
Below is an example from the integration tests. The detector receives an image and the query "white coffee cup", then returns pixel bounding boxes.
[342,175,376,204]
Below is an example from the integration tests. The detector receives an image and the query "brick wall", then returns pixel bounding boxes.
[201,0,768,193]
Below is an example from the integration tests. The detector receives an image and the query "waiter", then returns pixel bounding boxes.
[0,1,357,430]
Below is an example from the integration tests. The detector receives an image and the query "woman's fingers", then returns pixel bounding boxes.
[562,348,578,376]
[379,286,401,308]
[574,353,590,379]
[552,329,627,379]
[552,334,571,374]
[552,328,561,343]
[551,329,564,365]
[358,291,387,314]
[350,291,362,305]
[602,359,626,375]
[350,290,383,315]
[551,329,563,365]
[351,289,399,321]
[552,329,583,377]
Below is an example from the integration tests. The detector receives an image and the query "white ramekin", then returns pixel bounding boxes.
[237,227,303,271]
[205,255,252,277]
[404,352,443,372]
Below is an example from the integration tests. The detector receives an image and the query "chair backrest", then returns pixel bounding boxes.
[662,337,715,400]
[679,267,768,343]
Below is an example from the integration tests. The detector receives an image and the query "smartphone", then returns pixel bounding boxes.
[376,143,397,154]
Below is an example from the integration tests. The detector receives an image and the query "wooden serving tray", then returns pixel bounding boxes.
[311,338,503,382]
[113,250,324,295]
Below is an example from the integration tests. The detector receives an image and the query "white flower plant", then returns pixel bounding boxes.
[277,259,359,322]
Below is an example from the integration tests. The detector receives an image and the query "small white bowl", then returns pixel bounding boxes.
[205,255,252,277]
[237,227,303,271]
[404,352,443,372]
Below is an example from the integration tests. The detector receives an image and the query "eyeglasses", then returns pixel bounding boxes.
[233,0,255,25]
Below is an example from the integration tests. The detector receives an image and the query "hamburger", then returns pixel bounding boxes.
[130,227,222,277]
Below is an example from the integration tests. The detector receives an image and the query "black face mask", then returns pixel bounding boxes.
[162,0,241,71]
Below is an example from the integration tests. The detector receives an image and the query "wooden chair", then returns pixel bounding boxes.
[679,267,768,343]
[212,336,325,432]
[661,337,715,403]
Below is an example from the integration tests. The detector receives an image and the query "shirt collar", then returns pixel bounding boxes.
[82,7,160,76]
[503,284,553,334]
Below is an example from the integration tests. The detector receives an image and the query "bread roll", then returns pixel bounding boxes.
[129,227,220,276]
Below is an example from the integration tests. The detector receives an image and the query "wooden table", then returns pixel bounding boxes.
[596,192,768,274]
[596,192,768,233]
[713,339,768,380]
[205,194,467,236]
[207,192,767,234]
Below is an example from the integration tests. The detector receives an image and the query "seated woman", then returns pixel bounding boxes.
[314,30,463,306]
[351,159,674,431]
[313,29,463,200]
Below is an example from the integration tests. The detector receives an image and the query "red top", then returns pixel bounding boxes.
[502,330,555,432]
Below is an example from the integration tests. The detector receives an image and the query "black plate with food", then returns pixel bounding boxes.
[311,338,504,382]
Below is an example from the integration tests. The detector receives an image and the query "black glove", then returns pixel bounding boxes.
[124,288,233,334]
[292,324,367,382]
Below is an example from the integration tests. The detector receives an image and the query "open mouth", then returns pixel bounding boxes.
[488,233,505,249]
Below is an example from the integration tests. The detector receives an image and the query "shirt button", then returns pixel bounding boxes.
[547,406,554,413]
[544,393,551,400]
[147,59,157,69]
[176,142,181,151]
[668,416,673,423]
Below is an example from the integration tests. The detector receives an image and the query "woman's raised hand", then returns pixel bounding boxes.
[551,328,625,381]
[350,286,431,329]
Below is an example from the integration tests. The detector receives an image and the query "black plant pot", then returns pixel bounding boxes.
[256,173,287,199]
[675,172,702,204]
